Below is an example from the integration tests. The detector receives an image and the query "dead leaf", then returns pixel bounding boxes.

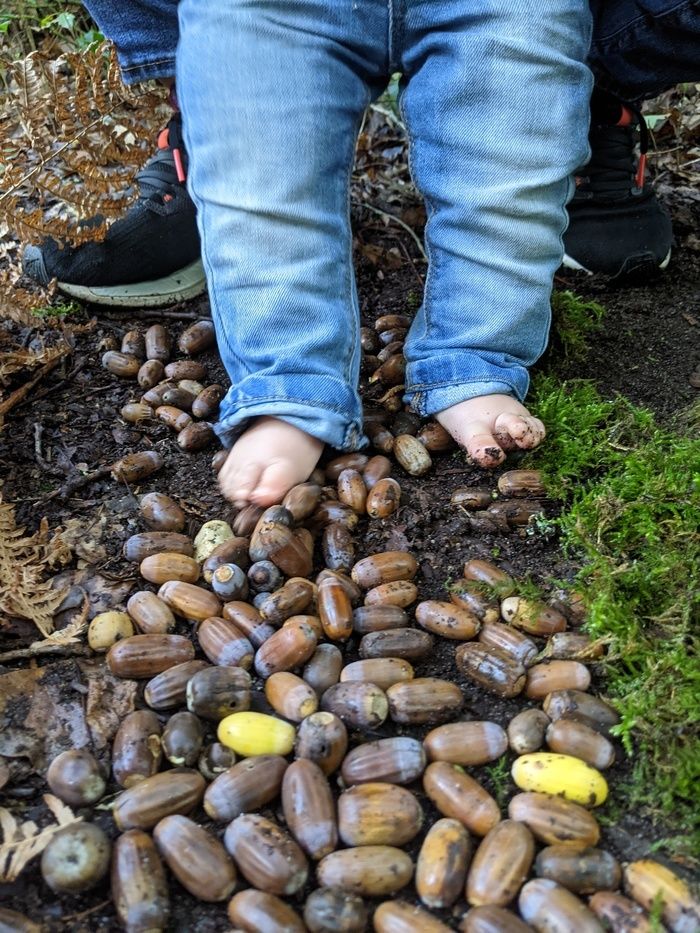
[61,512,109,566]
[0,793,81,882]
[79,659,137,751]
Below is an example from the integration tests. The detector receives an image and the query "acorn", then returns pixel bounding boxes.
[543,689,620,736]
[121,402,154,423]
[519,878,603,932]
[459,907,533,933]
[365,580,418,608]
[424,721,508,767]
[525,661,591,699]
[139,492,186,532]
[546,719,616,770]
[161,711,203,767]
[535,845,621,894]
[127,591,176,635]
[178,319,216,354]
[198,742,236,781]
[112,450,163,483]
[153,814,236,902]
[304,643,344,696]
[393,434,432,475]
[374,901,452,933]
[113,769,206,831]
[154,401,191,432]
[321,682,388,729]
[223,601,276,648]
[247,559,285,594]
[501,596,567,636]
[351,551,418,589]
[211,562,249,599]
[507,708,551,755]
[107,634,195,679]
[139,552,200,585]
[228,890,306,932]
[112,830,170,932]
[466,820,535,906]
[341,657,414,692]
[416,818,471,910]
[322,522,356,573]
[387,677,463,725]
[112,709,163,787]
[316,846,414,897]
[337,468,368,513]
[282,759,338,860]
[102,350,140,378]
[353,604,408,633]
[508,792,600,847]
[41,823,110,893]
[362,454,393,488]
[192,384,225,419]
[338,783,423,847]
[462,558,515,593]
[198,616,254,669]
[303,887,368,933]
[178,421,215,451]
[187,665,251,720]
[295,711,348,776]
[203,755,288,822]
[224,813,308,896]
[145,323,171,361]
[158,580,222,621]
[123,531,193,562]
[455,643,526,698]
[423,762,501,837]
[450,487,493,510]
[478,621,538,667]
[46,749,105,807]
[359,628,433,661]
[415,600,480,640]
[87,611,134,652]
[143,659,209,710]
[266,672,319,722]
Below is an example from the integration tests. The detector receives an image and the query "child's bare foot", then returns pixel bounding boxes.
[218,417,324,507]
[437,394,545,468]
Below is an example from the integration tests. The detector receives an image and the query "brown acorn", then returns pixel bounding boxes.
[112,710,163,788]
[449,580,500,624]
[203,755,288,823]
[254,617,318,678]
[415,600,481,640]
[416,818,472,910]
[387,678,464,725]
[107,634,195,679]
[161,711,203,767]
[463,558,515,592]
[353,603,408,633]
[365,580,418,608]
[545,719,615,770]
[507,792,600,847]
[178,421,215,451]
[423,761,501,837]
[501,596,567,636]
[341,657,414,692]
[466,820,535,906]
[112,450,163,483]
[374,901,452,933]
[111,830,169,932]
[303,887,368,933]
[198,616,254,669]
[359,627,434,661]
[223,601,276,648]
[318,576,354,641]
[228,890,306,932]
[455,643,526,698]
[525,660,592,699]
[507,708,551,755]
[341,736,427,786]
[113,769,206,831]
[139,492,185,532]
[519,878,603,932]
[450,487,494,510]
[46,749,105,807]
[139,552,200,585]
[145,323,171,361]
[393,434,432,475]
[535,845,621,894]
[316,846,414,897]
[143,659,209,710]
[303,643,344,695]
[138,358,166,389]
[351,551,418,589]
[265,671,319,722]
[325,452,369,481]
[362,454,393,488]
[224,813,308,896]
[424,721,508,767]
[321,682,388,729]
[157,580,222,621]
[124,531,194,562]
[154,814,236,902]
[588,892,654,933]
[459,907,533,933]
[282,759,338,860]
[497,469,546,497]
[121,403,154,423]
[186,665,251,720]
[543,689,620,736]
[102,350,140,378]
[178,319,216,355]
[295,711,348,776]
[337,468,368,513]
[322,522,356,573]
[478,620,539,667]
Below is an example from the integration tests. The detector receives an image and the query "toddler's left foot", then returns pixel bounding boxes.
[437,394,545,468]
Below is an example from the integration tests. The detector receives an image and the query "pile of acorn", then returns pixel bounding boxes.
[4,443,698,932]
[3,317,696,932]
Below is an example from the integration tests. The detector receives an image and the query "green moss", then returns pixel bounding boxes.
[523,376,700,855]
[548,290,605,360]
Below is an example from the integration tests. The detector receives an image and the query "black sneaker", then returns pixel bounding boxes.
[563,91,673,280]
[22,113,205,307]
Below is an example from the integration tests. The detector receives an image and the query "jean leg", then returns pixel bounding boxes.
[399,0,592,415]
[84,0,179,84]
[589,0,700,100]
[176,0,388,451]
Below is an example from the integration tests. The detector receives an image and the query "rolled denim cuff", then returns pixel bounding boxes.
[213,375,366,452]
[404,353,528,417]
[119,57,177,85]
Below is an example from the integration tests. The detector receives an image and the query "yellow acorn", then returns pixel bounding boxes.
[218,711,295,757]
[511,753,608,807]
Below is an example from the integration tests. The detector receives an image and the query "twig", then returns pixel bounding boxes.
[0,643,92,663]
[99,308,208,321]
[57,899,112,926]
[354,201,428,261]
[21,358,88,407]
[0,350,70,421]
[42,464,113,502]
[33,422,63,476]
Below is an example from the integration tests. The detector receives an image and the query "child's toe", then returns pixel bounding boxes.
[464,430,507,468]
[494,413,545,450]
[251,460,298,507]
[226,461,263,507]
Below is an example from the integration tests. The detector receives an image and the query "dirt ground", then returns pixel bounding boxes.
[0,172,698,929]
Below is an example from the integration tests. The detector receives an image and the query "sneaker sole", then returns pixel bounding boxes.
[25,248,206,308]
[562,248,671,278]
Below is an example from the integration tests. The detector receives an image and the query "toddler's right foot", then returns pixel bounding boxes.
[218,417,324,507]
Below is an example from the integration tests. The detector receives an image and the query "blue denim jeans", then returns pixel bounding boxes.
[82,0,697,449]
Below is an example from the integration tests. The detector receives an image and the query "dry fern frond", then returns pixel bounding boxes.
[0,343,69,385]
[0,794,81,882]
[0,496,71,636]
[0,43,168,246]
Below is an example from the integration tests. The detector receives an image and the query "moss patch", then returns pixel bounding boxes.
[523,375,700,854]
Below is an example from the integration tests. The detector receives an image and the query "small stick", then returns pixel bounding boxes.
[99,308,209,322]
[0,350,70,420]
[0,643,92,663]
[354,201,428,261]
[42,464,114,502]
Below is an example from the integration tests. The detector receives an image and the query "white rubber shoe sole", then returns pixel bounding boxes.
[562,248,671,277]
[52,259,206,308]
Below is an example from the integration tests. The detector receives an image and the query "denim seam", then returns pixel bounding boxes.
[122,57,176,72]
[223,394,360,418]
[406,377,520,392]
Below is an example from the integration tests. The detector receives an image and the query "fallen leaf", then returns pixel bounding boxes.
[79,659,137,751]
[0,793,81,882]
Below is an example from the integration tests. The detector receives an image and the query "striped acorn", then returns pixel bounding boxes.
[387,677,464,725]
[258,578,315,623]
[415,600,481,640]
[198,616,254,669]
[423,762,501,837]
[623,860,700,933]
[113,769,206,831]
[497,469,546,497]
[543,689,620,736]
[459,906,533,933]
[143,659,209,710]
[222,600,275,648]
[111,830,169,933]
[338,783,423,847]
[337,468,368,513]
[340,657,414,692]
[519,878,603,933]
[127,591,176,635]
[353,604,408,633]
[546,719,615,770]
[153,815,236,902]
[156,404,192,432]
[157,580,222,621]
[393,434,432,475]
[124,531,193,562]
[265,671,319,722]
[366,477,402,519]
[112,450,163,483]
[455,643,526,698]
[107,634,195,679]
[588,892,654,933]
[228,890,306,933]
[535,845,621,894]
[449,579,500,624]
[102,350,140,378]
[303,643,344,696]
[359,627,434,660]
[525,660,592,699]
[322,522,356,572]
[121,403,154,423]
[351,551,418,589]
[501,596,567,636]
[316,846,414,897]
[254,617,318,678]
[423,721,508,767]
[318,576,354,641]
[508,792,600,847]
[203,754,288,822]
[462,558,515,592]
[466,820,535,906]
[139,552,199,585]
[281,759,338,860]
[340,736,426,786]
[224,813,308,896]
[478,620,539,667]
[373,901,452,933]
[416,818,472,909]
[365,580,418,608]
